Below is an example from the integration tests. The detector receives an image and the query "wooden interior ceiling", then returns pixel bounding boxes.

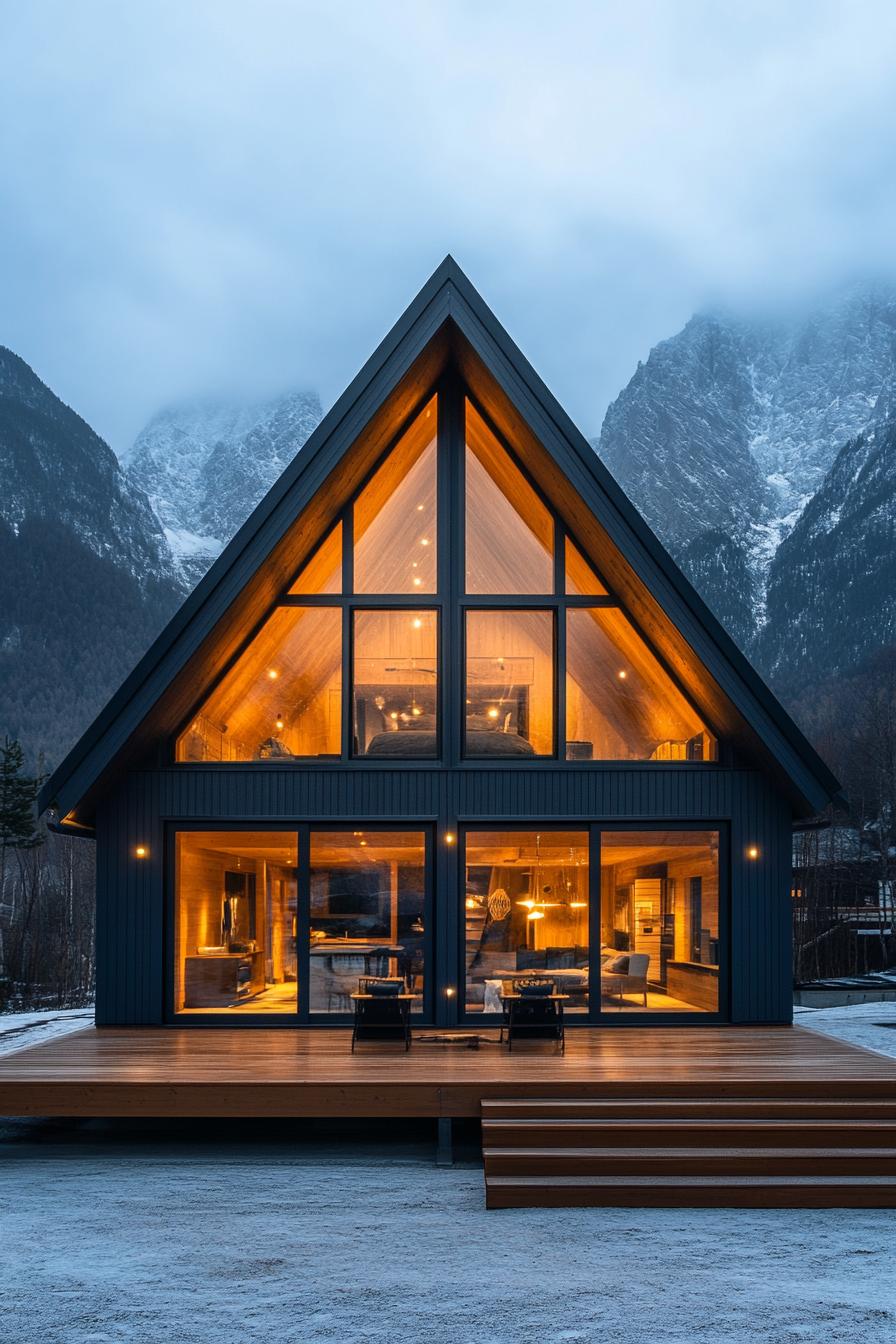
[289,522,342,595]
[566,606,709,754]
[565,538,607,596]
[354,395,437,594]
[311,832,426,865]
[181,834,299,867]
[465,400,553,595]
[452,328,763,758]
[179,604,342,759]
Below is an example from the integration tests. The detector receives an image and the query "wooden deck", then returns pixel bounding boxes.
[2,1024,896,1119]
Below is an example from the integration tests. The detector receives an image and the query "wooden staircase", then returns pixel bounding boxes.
[481,1096,896,1207]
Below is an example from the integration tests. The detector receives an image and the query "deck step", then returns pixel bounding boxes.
[485,1174,896,1209]
[484,1146,896,1177]
[481,1097,896,1120]
[482,1118,896,1147]
[481,1094,896,1207]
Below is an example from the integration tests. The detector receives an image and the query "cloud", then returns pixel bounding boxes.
[2,0,896,450]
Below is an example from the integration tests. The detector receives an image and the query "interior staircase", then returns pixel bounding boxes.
[481,1095,896,1207]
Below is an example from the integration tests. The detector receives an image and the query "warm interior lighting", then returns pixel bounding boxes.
[617,669,627,680]
[266,669,279,680]
[411,617,423,629]
[487,706,500,720]
[275,713,285,731]
[135,845,149,859]
[746,844,760,860]
[527,908,545,920]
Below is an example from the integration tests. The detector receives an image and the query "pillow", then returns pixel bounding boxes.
[466,713,499,732]
[546,946,575,969]
[401,712,436,731]
[603,954,630,975]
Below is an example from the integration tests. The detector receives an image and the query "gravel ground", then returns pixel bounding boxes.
[2,1005,896,1343]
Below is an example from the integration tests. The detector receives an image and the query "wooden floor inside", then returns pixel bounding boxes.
[2,1024,896,1118]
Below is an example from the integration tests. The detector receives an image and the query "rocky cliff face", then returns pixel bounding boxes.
[0,348,182,762]
[597,283,896,647]
[125,390,322,587]
[0,347,173,586]
[760,418,896,697]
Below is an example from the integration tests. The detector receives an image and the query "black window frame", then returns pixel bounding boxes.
[169,375,720,768]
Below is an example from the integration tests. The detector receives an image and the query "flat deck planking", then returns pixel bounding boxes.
[2,1025,896,1119]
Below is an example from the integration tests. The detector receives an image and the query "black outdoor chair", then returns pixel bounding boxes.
[503,976,564,1053]
[351,976,412,1052]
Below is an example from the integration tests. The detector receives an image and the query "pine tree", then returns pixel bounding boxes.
[0,737,42,853]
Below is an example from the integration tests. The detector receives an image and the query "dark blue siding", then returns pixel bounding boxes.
[96,765,793,1027]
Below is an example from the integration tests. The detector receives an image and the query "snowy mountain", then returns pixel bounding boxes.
[0,347,173,586]
[760,417,896,697]
[597,283,896,646]
[0,347,182,762]
[125,390,322,587]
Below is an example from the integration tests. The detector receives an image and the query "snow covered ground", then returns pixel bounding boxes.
[0,1006,94,1056]
[795,999,896,1057]
[1,1003,895,1343]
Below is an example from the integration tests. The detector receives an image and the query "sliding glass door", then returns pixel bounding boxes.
[307,830,429,1015]
[172,825,432,1021]
[460,824,725,1023]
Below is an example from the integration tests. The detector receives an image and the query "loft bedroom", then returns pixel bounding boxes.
[175,386,717,767]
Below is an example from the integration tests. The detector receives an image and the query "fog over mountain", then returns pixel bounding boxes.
[124,391,322,587]
[597,282,896,668]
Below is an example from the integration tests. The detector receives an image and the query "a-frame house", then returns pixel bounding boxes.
[40,257,839,1030]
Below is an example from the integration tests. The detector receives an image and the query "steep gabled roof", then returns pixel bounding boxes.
[40,256,840,826]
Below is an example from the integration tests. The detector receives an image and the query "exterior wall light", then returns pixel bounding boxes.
[135,845,149,860]
[445,986,456,997]
[445,832,456,845]
[746,845,760,860]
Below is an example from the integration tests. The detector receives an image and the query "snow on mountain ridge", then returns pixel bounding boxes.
[597,281,896,644]
[127,389,323,587]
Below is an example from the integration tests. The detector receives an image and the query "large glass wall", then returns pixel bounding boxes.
[465,611,554,756]
[352,611,438,757]
[465,401,553,594]
[354,395,437,593]
[175,831,298,1014]
[566,608,714,762]
[600,831,720,1013]
[308,831,427,1014]
[464,831,589,1016]
[176,383,718,767]
[176,606,341,762]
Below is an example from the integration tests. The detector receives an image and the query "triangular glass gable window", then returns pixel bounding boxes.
[353,395,437,593]
[565,538,607,596]
[465,400,553,594]
[288,522,342,595]
[565,606,715,762]
[176,606,342,762]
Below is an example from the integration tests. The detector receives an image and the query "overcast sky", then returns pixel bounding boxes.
[3,1,896,454]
